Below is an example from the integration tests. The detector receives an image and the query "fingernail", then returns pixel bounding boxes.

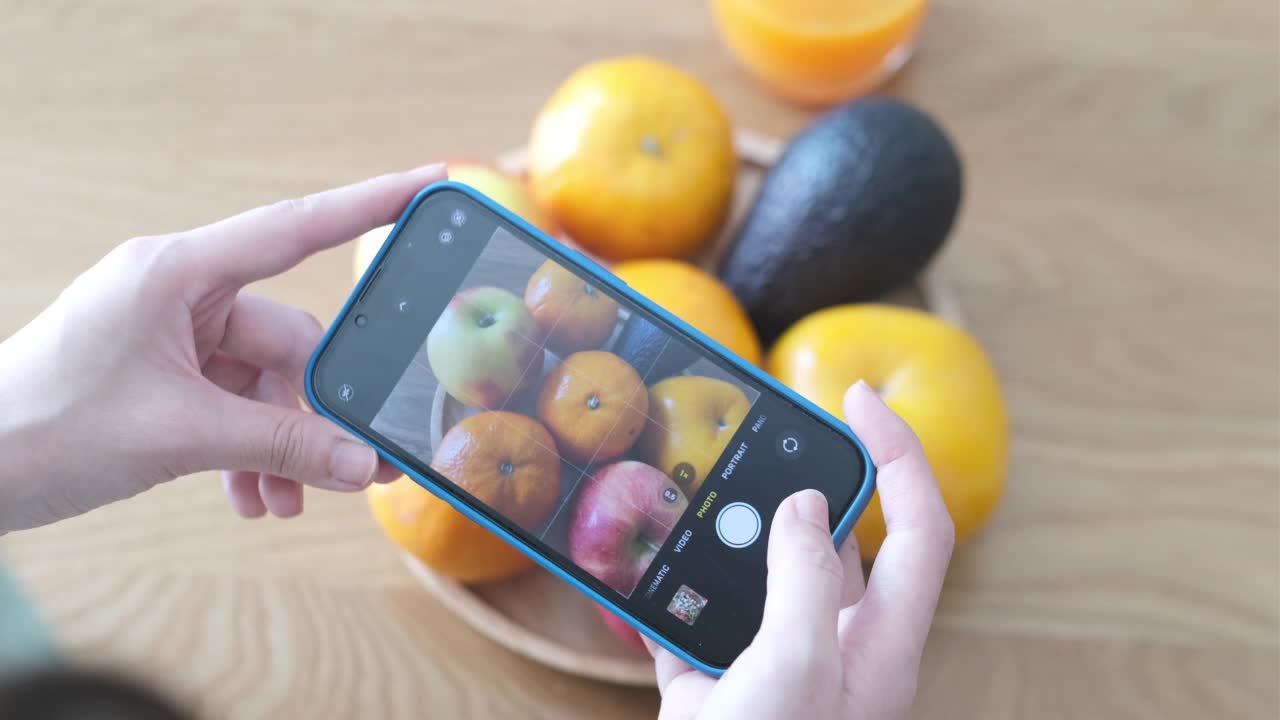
[847,379,885,409]
[412,162,447,178]
[793,490,829,530]
[330,440,376,489]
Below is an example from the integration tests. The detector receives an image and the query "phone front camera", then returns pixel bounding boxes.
[354,314,368,327]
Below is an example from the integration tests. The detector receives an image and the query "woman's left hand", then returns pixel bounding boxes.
[0,164,445,532]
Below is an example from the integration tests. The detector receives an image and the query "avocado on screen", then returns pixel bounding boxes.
[613,312,697,382]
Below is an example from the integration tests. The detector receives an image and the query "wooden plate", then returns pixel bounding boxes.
[399,129,965,688]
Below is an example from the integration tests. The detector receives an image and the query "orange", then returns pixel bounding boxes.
[367,411,563,583]
[767,305,1008,559]
[431,411,562,531]
[612,259,763,366]
[536,351,648,465]
[708,0,928,107]
[367,478,533,583]
[528,56,736,261]
[524,259,620,355]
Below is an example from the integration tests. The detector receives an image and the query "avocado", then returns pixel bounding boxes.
[719,96,963,342]
[613,313,697,382]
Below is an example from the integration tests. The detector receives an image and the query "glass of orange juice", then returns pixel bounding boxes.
[708,0,929,107]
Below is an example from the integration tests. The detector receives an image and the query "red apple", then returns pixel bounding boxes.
[568,461,688,596]
[593,603,648,653]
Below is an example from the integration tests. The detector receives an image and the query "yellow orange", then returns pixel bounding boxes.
[641,375,752,495]
[768,304,1008,559]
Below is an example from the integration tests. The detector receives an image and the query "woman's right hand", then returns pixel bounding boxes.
[648,380,955,720]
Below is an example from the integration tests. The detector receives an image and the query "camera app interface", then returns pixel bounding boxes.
[323,189,866,666]
[370,222,760,598]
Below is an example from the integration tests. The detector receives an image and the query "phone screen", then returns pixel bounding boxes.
[312,186,869,668]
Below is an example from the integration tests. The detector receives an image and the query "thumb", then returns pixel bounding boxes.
[194,394,379,491]
[756,490,844,654]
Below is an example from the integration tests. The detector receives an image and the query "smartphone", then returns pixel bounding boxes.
[306,182,876,675]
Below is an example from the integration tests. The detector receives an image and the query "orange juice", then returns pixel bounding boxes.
[708,0,929,106]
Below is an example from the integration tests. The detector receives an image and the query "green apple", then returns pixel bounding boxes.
[354,163,561,286]
[427,287,543,408]
[447,162,559,235]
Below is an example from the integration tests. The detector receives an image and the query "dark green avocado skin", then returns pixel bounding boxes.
[719,96,963,343]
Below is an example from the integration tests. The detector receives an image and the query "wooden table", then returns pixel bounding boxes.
[2,1,1276,718]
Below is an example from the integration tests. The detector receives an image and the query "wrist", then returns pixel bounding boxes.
[0,327,66,532]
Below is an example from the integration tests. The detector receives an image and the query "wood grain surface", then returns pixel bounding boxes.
[1,1,1277,719]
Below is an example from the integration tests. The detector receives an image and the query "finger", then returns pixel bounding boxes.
[203,351,262,397]
[220,293,324,396]
[259,473,304,518]
[218,372,308,518]
[254,371,307,517]
[221,470,267,518]
[189,390,380,492]
[838,532,867,607]
[373,460,401,484]
[207,356,399,488]
[641,638,695,694]
[643,642,717,719]
[650,644,697,695]
[835,532,868,645]
[641,636,661,658]
[187,163,446,286]
[840,381,954,679]
[756,490,844,657]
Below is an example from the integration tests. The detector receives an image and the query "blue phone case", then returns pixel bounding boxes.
[305,180,877,677]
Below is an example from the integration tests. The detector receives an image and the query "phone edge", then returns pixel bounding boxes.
[305,179,878,677]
